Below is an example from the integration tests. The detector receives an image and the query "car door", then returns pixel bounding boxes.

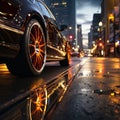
[38,1,66,58]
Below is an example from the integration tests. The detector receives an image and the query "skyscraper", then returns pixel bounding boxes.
[77,24,83,50]
[45,0,76,46]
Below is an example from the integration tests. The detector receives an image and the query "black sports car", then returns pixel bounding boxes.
[0,0,71,76]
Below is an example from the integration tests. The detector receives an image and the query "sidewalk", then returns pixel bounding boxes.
[51,57,120,120]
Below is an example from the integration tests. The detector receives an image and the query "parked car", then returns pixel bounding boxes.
[0,0,70,76]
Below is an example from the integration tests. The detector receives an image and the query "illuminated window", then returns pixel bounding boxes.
[54,2,59,6]
[62,2,67,5]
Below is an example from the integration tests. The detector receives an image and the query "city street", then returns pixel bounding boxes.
[0,0,120,120]
[0,57,82,120]
[50,57,120,120]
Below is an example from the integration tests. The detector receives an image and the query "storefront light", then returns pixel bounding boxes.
[99,21,103,27]
[115,41,119,47]
[107,40,109,43]
[109,13,114,21]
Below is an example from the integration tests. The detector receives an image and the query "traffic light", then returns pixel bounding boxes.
[69,35,73,39]
[99,43,103,47]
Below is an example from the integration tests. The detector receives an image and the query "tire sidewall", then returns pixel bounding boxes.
[24,19,46,75]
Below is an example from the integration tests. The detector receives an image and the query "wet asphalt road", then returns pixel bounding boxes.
[0,57,81,106]
[50,57,120,120]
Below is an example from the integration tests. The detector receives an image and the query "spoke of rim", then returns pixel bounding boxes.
[29,44,36,57]
[29,25,45,71]
[30,88,47,120]
[36,55,42,70]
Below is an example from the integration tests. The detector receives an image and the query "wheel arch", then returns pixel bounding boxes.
[23,12,48,44]
[7,17,47,76]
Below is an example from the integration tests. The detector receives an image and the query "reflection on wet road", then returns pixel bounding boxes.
[0,57,85,120]
[51,57,120,120]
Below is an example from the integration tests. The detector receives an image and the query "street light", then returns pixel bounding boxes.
[98,21,103,38]
[99,21,103,27]
[98,21,104,56]
[98,21,103,40]
[108,13,116,57]
[108,13,114,22]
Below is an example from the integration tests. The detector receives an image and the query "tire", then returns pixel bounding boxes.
[6,19,46,76]
[27,87,47,120]
[59,48,70,66]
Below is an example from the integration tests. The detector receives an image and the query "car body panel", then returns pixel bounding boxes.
[0,0,67,61]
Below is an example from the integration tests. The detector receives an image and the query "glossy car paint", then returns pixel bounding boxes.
[0,0,70,76]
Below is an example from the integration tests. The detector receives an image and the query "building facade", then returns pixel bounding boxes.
[91,0,120,57]
[101,0,120,57]
[91,13,104,56]
[44,0,76,47]
[77,24,83,51]
[88,26,93,49]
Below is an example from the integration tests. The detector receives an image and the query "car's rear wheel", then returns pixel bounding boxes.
[28,87,47,120]
[59,46,71,66]
[6,19,46,76]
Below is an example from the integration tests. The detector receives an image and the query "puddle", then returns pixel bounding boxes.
[78,71,113,77]
[93,87,120,96]
[78,72,95,77]
[93,89,114,95]
[103,74,114,77]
